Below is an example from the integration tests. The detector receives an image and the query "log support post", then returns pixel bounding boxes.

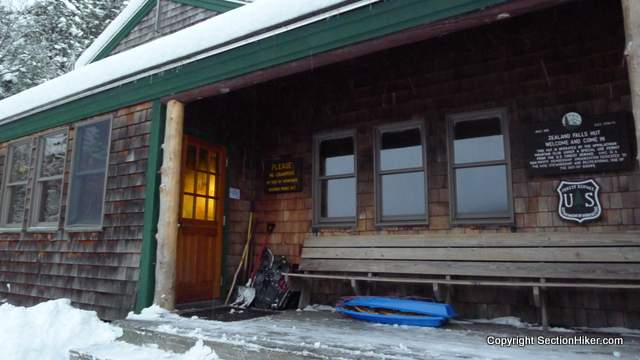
[153,100,185,310]
[622,0,640,161]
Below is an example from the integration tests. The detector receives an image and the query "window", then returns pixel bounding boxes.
[30,131,68,229]
[374,120,428,224]
[313,131,356,226]
[66,117,112,229]
[181,140,222,222]
[447,108,513,224]
[0,140,32,229]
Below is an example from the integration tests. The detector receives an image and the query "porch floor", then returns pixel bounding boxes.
[77,307,640,359]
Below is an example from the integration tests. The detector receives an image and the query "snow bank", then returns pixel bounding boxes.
[127,304,182,321]
[471,316,575,333]
[0,0,361,124]
[0,298,122,360]
[302,304,335,312]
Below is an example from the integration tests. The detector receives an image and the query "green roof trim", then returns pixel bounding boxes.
[0,0,505,143]
[92,0,157,63]
[134,100,165,312]
[171,0,242,12]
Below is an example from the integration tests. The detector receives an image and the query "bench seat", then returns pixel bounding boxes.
[284,232,640,327]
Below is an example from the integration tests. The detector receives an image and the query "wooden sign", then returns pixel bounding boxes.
[556,179,602,223]
[526,112,634,175]
[264,159,303,193]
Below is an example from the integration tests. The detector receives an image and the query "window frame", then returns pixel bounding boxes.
[446,107,514,225]
[0,138,33,231]
[28,129,69,231]
[64,116,113,232]
[373,119,429,226]
[312,129,358,228]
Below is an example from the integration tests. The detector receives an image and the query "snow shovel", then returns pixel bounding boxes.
[229,223,276,308]
[224,212,255,307]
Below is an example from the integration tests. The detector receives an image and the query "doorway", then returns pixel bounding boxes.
[176,136,226,304]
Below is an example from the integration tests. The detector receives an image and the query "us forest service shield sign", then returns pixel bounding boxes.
[556,179,602,223]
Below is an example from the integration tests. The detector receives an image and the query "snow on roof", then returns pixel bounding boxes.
[0,0,364,125]
[73,0,149,69]
[74,0,254,68]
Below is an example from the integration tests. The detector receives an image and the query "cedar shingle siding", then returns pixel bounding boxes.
[0,103,152,320]
[185,0,640,327]
[111,0,218,56]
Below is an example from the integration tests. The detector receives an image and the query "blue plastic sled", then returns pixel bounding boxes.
[336,296,457,328]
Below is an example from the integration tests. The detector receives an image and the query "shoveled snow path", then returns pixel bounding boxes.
[123,307,639,360]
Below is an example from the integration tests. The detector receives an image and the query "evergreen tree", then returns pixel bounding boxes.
[0,0,127,100]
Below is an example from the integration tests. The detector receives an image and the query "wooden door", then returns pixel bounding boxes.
[176,136,226,304]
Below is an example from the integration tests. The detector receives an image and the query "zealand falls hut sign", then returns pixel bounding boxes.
[527,112,634,175]
[556,179,602,223]
[264,159,303,193]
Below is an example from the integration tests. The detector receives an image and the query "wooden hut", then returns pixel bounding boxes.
[0,0,639,327]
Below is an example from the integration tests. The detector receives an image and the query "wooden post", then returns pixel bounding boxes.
[153,100,184,310]
[622,0,640,161]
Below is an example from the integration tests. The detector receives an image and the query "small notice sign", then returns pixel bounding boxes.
[526,112,634,175]
[264,159,303,193]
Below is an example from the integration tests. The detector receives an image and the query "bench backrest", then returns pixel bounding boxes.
[299,233,640,280]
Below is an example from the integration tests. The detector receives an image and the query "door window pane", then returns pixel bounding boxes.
[67,118,111,227]
[182,195,194,219]
[380,128,423,171]
[209,153,218,173]
[455,165,509,216]
[196,172,208,195]
[184,170,195,193]
[453,118,504,164]
[381,172,426,217]
[186,145,197,168]
[208,175,217,197]
[207,199,216,221]
[195,197,206,220]
[320,137,354,176]
[198,149,209,171]
[321,178,356,218]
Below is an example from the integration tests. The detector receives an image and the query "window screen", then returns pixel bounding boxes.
[66,118,111,228]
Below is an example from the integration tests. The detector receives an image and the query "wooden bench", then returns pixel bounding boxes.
[284,233,640,327]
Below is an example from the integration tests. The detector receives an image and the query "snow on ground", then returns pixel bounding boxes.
[469,316,576,333]
[1,299,638,360]
[78,340,220,360]
[122,304,640,360]
[0,299,220,360]
[0,299,122,360]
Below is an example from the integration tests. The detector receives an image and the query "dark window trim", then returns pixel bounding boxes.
[312,129,357,227]
[0,138,33,230]
[446,108,514,225]
[28,129,69,231]
[373,119,429,226]
[64,115,113,231]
